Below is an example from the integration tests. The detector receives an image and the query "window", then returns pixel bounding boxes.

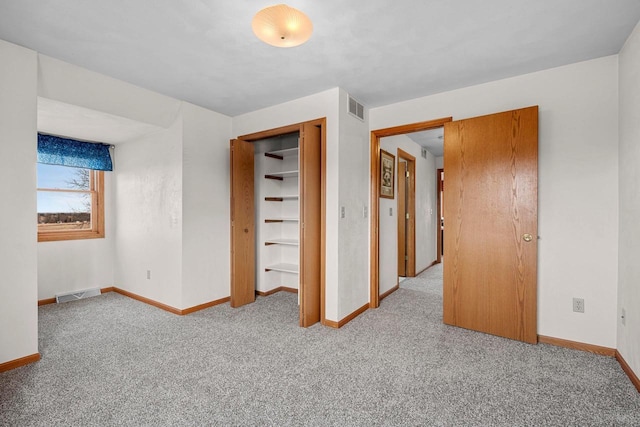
[37,163,104,242]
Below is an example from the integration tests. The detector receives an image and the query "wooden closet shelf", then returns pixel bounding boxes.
[265,195,299,201]
[265,239,299,246]
[265,263,299,274]
[265,218,299,223]
[265,170,298,180]
[264,147,299,160]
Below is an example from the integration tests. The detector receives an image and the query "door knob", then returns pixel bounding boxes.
[522,233,533,242]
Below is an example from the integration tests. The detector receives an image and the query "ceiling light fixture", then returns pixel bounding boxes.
[252,4,313,48]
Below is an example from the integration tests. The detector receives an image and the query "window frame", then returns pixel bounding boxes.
[37,169,105,242]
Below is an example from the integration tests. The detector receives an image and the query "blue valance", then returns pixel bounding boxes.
[37,133,113,171]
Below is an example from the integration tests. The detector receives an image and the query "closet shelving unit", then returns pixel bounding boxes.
[261,146,300,288]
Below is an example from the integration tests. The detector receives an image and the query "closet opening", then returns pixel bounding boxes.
[230,118,326,327]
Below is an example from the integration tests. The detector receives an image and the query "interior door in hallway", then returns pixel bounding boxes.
[230,138,255,308]
[397,161,407,277]
[443,106,538,344]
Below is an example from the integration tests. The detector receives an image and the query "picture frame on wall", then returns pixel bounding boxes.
[380,149,395,199]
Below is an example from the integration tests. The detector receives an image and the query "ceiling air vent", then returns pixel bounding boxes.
[348,96,365,121]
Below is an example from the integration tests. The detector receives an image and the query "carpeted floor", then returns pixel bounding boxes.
[400,262,443,295]
[1,281,639,426]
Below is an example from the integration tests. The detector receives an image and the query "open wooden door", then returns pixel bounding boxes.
[230,138,255,308]
[299,123,321,327]
[443,106,538,344]
[397,161,407,277]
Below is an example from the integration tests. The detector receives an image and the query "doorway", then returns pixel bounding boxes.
[397,149,416,278]
[230,118,326,327]
[370,118,452,308]
[370,107,538,345]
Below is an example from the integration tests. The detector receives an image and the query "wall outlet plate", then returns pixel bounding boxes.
[573,297,584,313]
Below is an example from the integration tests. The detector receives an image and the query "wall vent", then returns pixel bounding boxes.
[348,95,365,121]
[421,148,427,159]
[56,287,101,304]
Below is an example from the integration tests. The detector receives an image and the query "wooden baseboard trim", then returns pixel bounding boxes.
[256,287,299,296]
[0,353,40,373]
[181,297,231,315]
[616,350,640,393]
[111,288,182,315]
[416,260,439,276]
[112,288,229,316]
[324,303,369,329]
[379,284,399,301]
[38,286,228,316]
[538,335,616,357]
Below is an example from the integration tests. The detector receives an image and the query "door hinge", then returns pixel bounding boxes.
[405,213,410,220]
[405,255,409,261]
[406,170,410,178]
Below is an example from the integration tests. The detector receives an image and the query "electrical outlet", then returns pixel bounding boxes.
[573,297,584,313]
[389,207,393,216]
[340,206,345,219]
[363,206,368,218]
[621,308,626,325]
[147,270,151,280]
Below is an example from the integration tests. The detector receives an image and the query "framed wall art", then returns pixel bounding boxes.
[380,149,395,199]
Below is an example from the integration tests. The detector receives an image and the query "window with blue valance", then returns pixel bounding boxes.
[37,133,113,171]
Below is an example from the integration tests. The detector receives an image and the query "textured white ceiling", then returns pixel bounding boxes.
[407,128,444,157]
[2,1,640,117]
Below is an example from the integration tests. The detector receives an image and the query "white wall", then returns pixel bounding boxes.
[370,56,620,348]
[232,88,344,321]
[114,121,183,308]
[379,135,438,294]
[618,20,640,378]
[37,172,115,299]
[0,40,38,364]
[181,102,232,308]
[337,88,370,318]
[36,53,234,310]
[35,54,183,301]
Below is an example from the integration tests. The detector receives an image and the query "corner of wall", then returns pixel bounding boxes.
[0,39,39,364]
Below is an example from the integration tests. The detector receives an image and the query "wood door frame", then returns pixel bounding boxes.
[370,117,452,308]
[236,118,327,325]
[436,168,444,264]
[396,148,416,277]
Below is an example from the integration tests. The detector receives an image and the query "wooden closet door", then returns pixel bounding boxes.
[443,106,538,343]
[230,138,255,308]
[299,123,321,327]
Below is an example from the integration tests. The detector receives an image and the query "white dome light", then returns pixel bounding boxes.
[252,4,313,48]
